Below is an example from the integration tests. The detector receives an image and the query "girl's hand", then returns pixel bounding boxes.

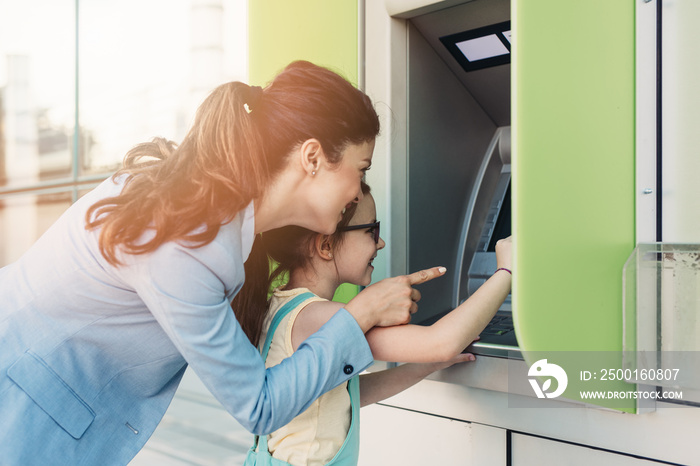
[426,352,477,372]
[495,236,512,271]
[358,348,477,407]
[345,266,447,332]
[427,336,480,371]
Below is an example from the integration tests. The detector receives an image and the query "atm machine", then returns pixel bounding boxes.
[454,127,515,356]
[382,0,518,357]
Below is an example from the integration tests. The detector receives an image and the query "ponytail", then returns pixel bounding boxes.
[231,234,271,347]
[86,82,268,265]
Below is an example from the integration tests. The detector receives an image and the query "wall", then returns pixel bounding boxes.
[247,0,361,302]
[248,1,359,86]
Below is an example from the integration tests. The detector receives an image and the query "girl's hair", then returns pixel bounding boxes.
[234,182,371,346]
[85,60,380,265]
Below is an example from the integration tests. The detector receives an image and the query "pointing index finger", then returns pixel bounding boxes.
[407,266,447,285]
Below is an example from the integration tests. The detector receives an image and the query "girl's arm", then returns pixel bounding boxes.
[291,269,509,360]
[292,239,512,362]
[365,237,512,363]
[358,354,475,407]
[365,268,510,362]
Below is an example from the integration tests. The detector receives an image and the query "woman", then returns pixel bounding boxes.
[0,61,441,466]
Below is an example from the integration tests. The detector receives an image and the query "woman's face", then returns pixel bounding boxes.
[333,193,386,286]
[308,140,375,234]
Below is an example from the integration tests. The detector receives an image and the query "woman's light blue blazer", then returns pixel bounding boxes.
[0,177,373,466]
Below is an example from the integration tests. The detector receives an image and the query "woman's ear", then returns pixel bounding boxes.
[314,234,334,261]
[299,138,324,176]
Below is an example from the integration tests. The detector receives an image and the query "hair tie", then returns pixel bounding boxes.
[244,85,263,114]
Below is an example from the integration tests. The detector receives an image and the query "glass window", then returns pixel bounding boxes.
[0,0,76,188]
[78,0,191,175]
[662,1,700,241]
[78,0,248,176]
[1,0,247,266]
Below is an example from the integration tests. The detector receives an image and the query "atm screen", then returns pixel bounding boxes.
[486,180,511,252]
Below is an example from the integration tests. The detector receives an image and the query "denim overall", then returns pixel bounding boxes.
[244,292,360,466]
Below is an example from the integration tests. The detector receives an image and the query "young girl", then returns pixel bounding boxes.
[0,61,445,466]
[243,183,512,465]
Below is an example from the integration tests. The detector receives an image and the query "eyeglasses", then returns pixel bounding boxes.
[338,221,381,244]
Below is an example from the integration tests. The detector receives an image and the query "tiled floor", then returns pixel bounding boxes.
[128,369,253,465]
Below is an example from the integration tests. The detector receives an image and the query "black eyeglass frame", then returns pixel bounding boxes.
[338,221,380,244]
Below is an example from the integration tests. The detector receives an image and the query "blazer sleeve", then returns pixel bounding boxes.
[128,238,373,435]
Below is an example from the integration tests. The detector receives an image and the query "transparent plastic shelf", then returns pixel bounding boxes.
[623,243,700,390]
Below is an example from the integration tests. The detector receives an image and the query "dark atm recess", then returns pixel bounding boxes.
[419,128,517,359]
[487,182,511,252]
[403,0,517,359]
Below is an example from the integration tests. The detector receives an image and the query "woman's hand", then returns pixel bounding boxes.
[495,236,512,271]
[345,266,446,332]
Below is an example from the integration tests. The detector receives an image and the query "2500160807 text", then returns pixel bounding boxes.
[598,368,680,382]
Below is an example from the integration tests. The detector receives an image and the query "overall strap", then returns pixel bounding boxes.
[324,375,360,466]
[250,291,317,462]
[261,291,315,360]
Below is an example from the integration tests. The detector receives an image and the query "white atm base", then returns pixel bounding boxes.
[359,360,699,465]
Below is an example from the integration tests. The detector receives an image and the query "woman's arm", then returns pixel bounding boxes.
[358,354,475,407]
[130,240,374,436]
[344,266,447,331]
[289,266,447,351]
[289,301,482,406]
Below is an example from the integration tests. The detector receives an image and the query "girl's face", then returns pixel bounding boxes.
[333,193,386,287]
[308,140,375,235]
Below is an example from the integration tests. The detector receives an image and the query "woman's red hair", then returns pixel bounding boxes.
[85,61,379,267]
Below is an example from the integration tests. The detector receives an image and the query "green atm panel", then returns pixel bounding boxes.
[512,0,636,411]
[248,1,359,86]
